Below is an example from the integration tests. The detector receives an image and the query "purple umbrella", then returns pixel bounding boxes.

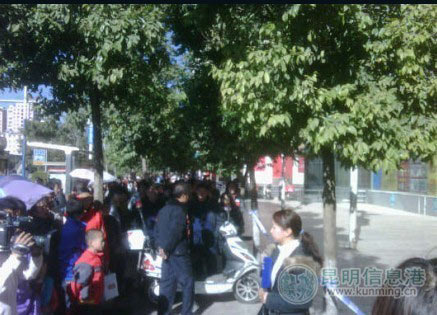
[0,175,53,211]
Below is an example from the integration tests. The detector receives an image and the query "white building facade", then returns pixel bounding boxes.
[7,101,34,132]
[3,101,34,155]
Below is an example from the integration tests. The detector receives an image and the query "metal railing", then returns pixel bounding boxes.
[254,185,437,217]
[366,190,437,217]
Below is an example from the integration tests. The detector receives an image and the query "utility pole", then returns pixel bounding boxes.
[87,119,93,160]
[21,86,28,178]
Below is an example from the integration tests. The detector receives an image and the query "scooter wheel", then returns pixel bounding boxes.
[233,272,261,304]
[147,280,160,304]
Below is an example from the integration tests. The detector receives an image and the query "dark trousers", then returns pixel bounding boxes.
[158,254,194,315]
[192,245,218,279]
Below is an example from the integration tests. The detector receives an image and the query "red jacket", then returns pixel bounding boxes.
[69,249,104,305]
[81,205,110,267]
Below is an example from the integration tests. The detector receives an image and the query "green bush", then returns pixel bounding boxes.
[30,171,49,184]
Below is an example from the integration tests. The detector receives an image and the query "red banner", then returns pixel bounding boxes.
[298,157,305,173]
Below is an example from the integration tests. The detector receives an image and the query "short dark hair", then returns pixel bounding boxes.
[172,182,191,199]
[111,184,129,197]
[66,199,84,218]
[137,180,152,191]
[196,181,210,191]
[75,182,91,194]
[85,229,103,245]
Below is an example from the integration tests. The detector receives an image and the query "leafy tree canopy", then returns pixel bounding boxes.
[172,4,437,172]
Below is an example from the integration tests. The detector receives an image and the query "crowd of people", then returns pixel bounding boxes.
[0,175,246,315]
[0,174,436,315]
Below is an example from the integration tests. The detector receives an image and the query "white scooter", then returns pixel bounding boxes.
[124,220,261,304]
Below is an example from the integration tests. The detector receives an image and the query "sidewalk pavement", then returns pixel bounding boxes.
[244,198,437,314]
[128,198,436,315]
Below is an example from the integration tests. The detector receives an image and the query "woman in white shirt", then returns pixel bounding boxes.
[258,209,322,315]
[0,232,43,315]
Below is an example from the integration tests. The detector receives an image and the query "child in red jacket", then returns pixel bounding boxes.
[77,193,110,270]
[69,229,105,315]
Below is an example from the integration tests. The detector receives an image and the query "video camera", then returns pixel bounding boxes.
[0,211,54,256]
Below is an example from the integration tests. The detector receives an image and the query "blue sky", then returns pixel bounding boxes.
[0,86,52,108]
[0,89,27,100]
[0,32,184,108]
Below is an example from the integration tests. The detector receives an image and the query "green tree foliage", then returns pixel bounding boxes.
[25,109,88,148]
[169,5,293,178]
[24,109,88,162]
[208,4,436,171]
[169,4,436,276]
[1,4,170,200]
[102,55,198,174]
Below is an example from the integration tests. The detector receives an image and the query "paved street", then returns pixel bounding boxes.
[243,199,437,314]
[107,198,437,315]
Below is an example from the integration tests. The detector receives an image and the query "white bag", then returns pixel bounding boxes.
[123,229,146,250]
[104,273,119,301]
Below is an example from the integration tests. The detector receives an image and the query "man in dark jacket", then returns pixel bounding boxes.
[155,182,194,315]
[191,182,224,278]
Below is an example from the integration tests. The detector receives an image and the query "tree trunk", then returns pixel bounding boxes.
[90,91,104,202]
[322,148,338,315]
[249,166,258,210]
[281,154,286,209]
[349,167,358,249]
[248,164,260,258]
[141,157,147,176]
[243,165,249,199]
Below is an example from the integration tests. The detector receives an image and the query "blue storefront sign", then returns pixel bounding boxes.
[33,149,47,165]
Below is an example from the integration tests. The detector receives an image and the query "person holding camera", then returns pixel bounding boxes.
[0,197,43,315]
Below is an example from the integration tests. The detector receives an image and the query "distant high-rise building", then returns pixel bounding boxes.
[4,133,22,156]
[0,108,6,133]
[3,101,34,155]
[7,101,34,132]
